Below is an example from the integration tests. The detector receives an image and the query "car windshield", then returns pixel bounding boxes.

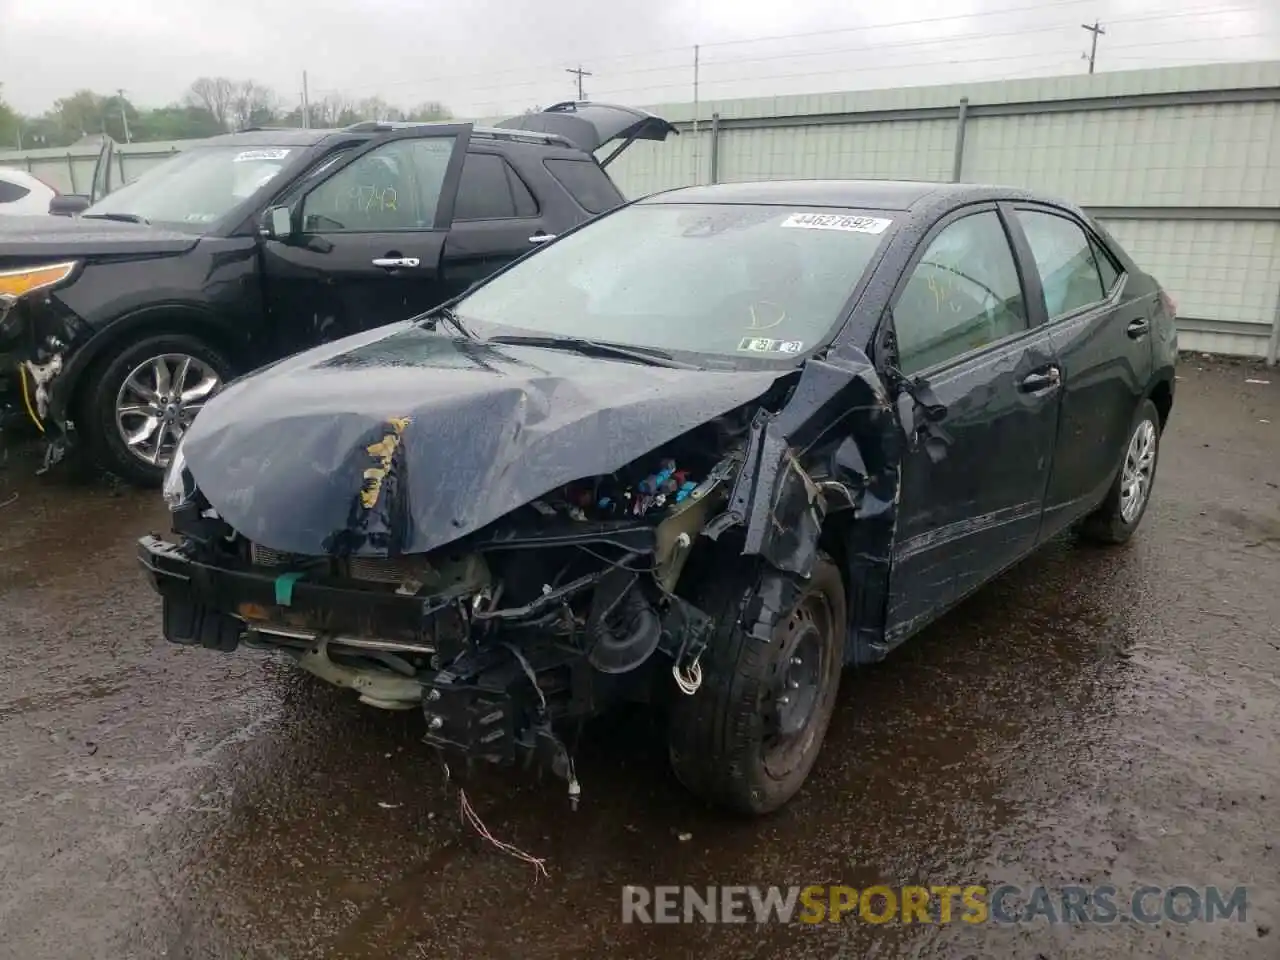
[83,145,296,229]
[453,202,894,363]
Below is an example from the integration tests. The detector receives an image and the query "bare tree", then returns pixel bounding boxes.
[405,101,452,121]
[353,96,403,122]
[185,77,236,130]
[309,94,353,128]
[229,81,279,130]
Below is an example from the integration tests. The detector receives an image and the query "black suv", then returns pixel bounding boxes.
[0,102,676,484]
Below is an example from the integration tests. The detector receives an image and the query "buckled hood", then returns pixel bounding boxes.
[180,322,783,556]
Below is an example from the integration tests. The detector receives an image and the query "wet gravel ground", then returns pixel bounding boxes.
[0,357,1277,960]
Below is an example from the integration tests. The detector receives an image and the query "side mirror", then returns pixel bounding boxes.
[263,205,294,240]
[48,195,91,217]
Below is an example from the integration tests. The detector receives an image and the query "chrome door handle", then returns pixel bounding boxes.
[372,257,420,268]
[528,234,556,244]
[1126,317,1150,339]
[1019,367,1061,393]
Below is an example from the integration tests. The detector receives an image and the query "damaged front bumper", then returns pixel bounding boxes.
[137,506,716,773]
[0,287,86,449]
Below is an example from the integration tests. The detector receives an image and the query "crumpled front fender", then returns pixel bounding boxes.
[710,346,900,577]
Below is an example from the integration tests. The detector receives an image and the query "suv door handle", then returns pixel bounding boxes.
[528,234,556,244]
[372,257,420,269]
[1019,367,1061,393]
[1126,317,1150,339]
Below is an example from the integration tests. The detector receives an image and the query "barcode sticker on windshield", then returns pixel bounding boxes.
[781,212,892,234]
[233,149,291,162]
[739,337,804,354]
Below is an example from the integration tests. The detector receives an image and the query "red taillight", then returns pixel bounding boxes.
[1159,290,1177,316]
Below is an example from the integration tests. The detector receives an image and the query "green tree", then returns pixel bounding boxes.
[100,92,140,143]
[50,89,109,140]
[0,85,21,150]
[133,105,225,141]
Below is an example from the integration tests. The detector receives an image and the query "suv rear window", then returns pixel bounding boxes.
[543,158,623,215]
[455,153,539,221]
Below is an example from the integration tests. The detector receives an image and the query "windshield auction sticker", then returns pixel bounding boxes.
[739,337,804,354]
[233,149,291,162]
[781,212,892,234]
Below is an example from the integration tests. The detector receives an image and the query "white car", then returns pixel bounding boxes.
[0,167,57,216]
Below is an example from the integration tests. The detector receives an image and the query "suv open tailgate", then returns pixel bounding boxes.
[495,101,678,167]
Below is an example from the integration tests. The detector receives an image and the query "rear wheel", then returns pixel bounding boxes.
[668,555,846,814]
[1080,398,1161,545]
[78,334,230,486]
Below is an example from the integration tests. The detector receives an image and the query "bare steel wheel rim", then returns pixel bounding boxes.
[114,353,221,468]
[763,592,834,779]
[1119,418,1157,524]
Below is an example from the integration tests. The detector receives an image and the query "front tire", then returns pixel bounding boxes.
[668,555,846,815]
[1081,398,1161,545]
[78,334,230,487]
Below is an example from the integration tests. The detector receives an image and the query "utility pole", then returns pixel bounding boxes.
[301,70,311,128]
[566,65,592,101]
[692,45,700,185]
[1081,21,1105,74]
[117,88,131,142]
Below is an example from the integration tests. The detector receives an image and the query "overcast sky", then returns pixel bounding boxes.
[1,0,1277,117]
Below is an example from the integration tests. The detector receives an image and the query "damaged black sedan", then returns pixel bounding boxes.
[138,180,1178,814]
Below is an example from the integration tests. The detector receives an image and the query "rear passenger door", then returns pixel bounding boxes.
[884,205,1063,642]
[439,150,549,300]
[1006,205,1153,538]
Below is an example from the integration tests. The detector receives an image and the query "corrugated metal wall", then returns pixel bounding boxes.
[3,62,1278,360]
[605,61,1280,362]
[0,141,186,195]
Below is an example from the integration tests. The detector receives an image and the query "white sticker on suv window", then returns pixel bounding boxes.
[781,212,892,234]
[738,337,805,354]
[233,149,291,162]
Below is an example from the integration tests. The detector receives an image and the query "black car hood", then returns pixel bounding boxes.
[182,322,786,556]
[0,215,199,259]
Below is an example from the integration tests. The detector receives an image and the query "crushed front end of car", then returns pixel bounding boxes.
[141,416,749,780]
[136,321,906,810]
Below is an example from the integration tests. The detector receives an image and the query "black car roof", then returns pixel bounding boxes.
[643,179,1035,211]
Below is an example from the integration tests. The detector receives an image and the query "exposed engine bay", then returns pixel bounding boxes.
[138,332,905,818]
[143,411,765,782]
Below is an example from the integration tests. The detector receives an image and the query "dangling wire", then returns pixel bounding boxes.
[459,786,550,882]
[439,751,550,881]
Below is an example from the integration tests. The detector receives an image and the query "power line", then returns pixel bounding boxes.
[309,2,1273,104]
[308,0,1120,97]
[312,22,1276,108]
[580,31,1280,100]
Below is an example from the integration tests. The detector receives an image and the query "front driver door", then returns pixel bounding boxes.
[884,205,1063,643]
[260,124,471,358]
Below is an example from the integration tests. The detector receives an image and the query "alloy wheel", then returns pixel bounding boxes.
[114,353,221,468]
[1119,418,1157,524]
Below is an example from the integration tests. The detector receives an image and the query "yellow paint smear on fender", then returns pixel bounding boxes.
[360,417,413,509]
